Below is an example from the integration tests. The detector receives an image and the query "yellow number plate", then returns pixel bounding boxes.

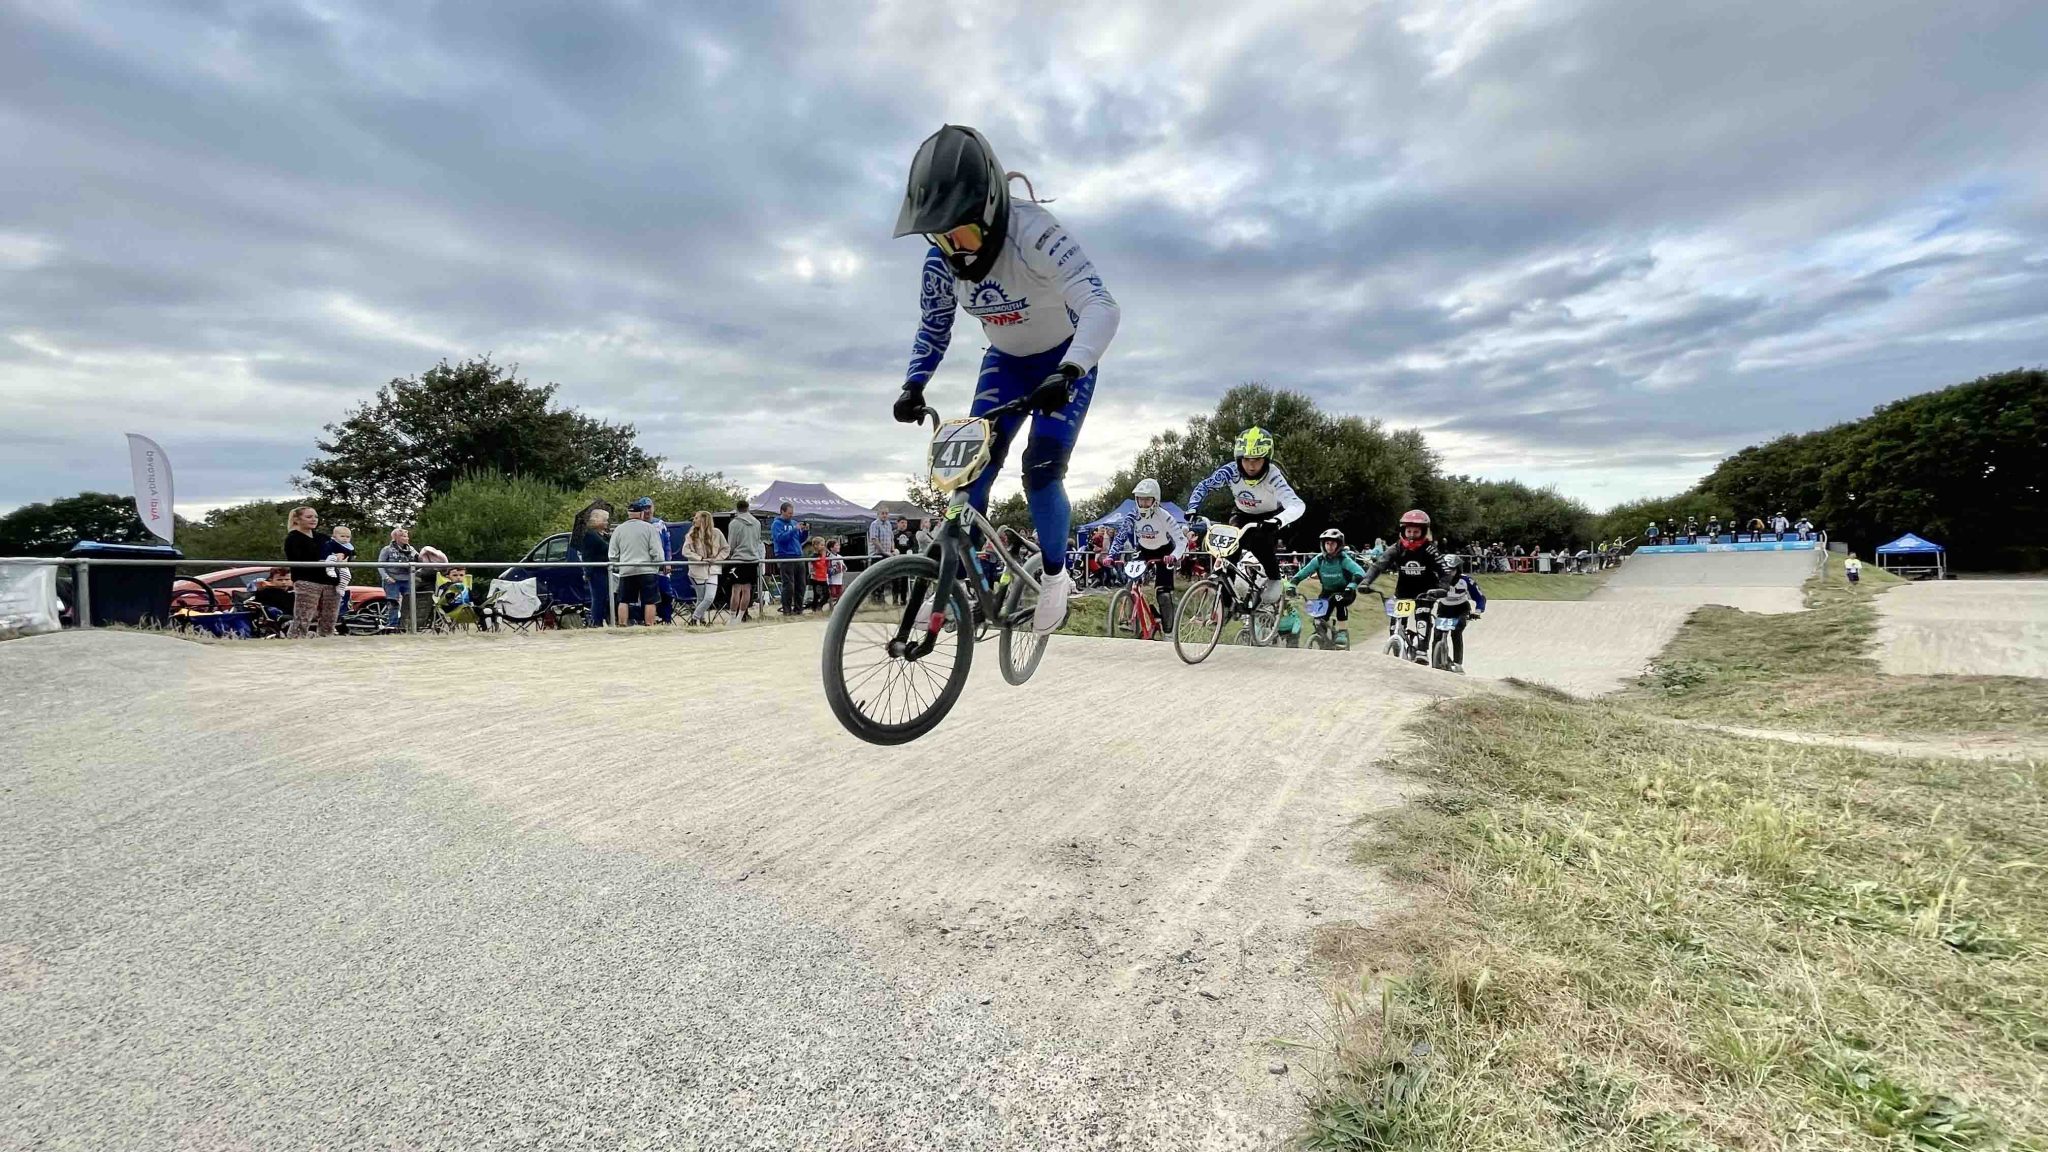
[1394,599,1417,617]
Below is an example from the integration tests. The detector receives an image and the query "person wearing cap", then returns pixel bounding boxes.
[770,500,809,616]
[609,497,666,627]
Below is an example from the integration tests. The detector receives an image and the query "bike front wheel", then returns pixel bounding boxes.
[1430,626,1454,670]
[822,554,975,745]
[1107,586,1142,640]
[1173,579,1226,665]
[998,553,1048,686]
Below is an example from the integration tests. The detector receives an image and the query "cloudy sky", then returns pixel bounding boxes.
[4,0,2045,517]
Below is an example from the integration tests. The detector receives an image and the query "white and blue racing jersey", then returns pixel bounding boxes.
[1111,503,1187,558]
[906,201,1120,386]
[1185,461,1305,526]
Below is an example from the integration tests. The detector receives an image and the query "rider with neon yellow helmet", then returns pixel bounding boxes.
[1184,426,1304,605]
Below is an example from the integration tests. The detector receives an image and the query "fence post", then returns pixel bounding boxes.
[406,567,418,634]
[75,558,92,629]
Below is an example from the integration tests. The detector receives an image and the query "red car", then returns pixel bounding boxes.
[173,567,387,613]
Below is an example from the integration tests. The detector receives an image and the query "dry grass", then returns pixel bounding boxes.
[1304,695,2048,1151]
[1623,555,2048,737]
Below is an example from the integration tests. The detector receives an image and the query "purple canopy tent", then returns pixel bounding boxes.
[749,481,878,522]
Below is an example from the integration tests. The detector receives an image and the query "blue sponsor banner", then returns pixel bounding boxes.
[1638,540,1819,554]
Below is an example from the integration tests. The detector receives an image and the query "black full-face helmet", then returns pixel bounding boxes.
[893,124,1011,281]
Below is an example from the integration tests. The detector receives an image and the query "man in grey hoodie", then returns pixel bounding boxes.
[723,498,764,621]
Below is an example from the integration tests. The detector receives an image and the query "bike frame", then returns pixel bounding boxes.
[1113,557,1165,639]
[886,483,1042,658]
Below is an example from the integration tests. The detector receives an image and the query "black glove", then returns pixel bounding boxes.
[892,384,926,424]
[1029,364,1082,413]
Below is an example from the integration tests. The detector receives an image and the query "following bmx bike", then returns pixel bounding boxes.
[821,395,1056,745]
[1107,557,1172,640]
[1172,522,1282,665]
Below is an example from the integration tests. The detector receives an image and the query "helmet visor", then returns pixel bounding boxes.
[927,224,984,258]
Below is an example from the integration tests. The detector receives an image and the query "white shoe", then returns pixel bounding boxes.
[1033,568,1072,634]
[1259,579,1284,606]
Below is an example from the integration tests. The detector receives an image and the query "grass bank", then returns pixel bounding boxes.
[1372,570,1610,602]
[1305,693,2047,1150]
[1622,554,2047,737]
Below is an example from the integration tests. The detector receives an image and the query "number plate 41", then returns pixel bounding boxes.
[928,419,994,493]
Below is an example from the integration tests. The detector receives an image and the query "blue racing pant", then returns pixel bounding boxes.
[962,340,1096,574]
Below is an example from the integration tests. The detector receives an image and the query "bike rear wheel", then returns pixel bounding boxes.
[822,554,975,745]
[1173,579,1226,665]
[998,554,1048,686]
[1107,586,1142,640]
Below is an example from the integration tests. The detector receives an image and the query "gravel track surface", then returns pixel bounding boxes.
[0,549,1824,1148]
[1456,600,1694,695]
[1874,579,2048,677]
[3,627,1451,1150]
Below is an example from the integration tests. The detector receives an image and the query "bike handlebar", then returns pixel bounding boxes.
[913,390,1053,430]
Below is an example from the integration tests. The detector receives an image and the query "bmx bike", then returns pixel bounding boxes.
[1107,557,1172,641]
[1172,522,1282,665]
[821,395,1056,745]
[1301,594,1352,651]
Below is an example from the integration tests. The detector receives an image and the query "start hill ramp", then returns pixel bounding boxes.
[1590,546,1820,615]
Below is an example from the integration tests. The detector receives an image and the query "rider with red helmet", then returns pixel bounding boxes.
[1361,509,1456,627]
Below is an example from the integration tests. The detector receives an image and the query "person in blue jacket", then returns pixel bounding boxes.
[770,501,810,616]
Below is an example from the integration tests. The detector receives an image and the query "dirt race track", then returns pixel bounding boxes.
[0,550,1821,1150]
[1875,578,2048,677]
[1589,547,1820,614]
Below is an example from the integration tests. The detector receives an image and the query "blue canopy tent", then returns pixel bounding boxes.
[1875,532,1947,579]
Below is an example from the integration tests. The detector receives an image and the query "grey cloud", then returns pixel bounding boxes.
[3,0,2045,514]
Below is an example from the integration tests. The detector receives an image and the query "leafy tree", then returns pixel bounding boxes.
[904,475,946,514]
[176,499,391,570]
[989,492,1032,533]
[301,356,657,525]
[1083,384,1440,544]
[411,471,572,566]
[0,492,183,556]
[1434,476,1594,552]
[1603,369,2045,568]
[566,467,746,529]
[1693,369,2042,565]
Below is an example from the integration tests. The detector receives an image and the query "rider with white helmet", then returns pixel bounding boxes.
[1110,477,1188,630]
[1184,426,1304,605]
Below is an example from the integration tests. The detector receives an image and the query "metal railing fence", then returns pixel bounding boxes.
[0,552,902,634]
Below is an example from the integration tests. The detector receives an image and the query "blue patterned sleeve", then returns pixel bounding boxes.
[1183,463,1236,517]
[1110,509,1137,556]
[906,247,957,387]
